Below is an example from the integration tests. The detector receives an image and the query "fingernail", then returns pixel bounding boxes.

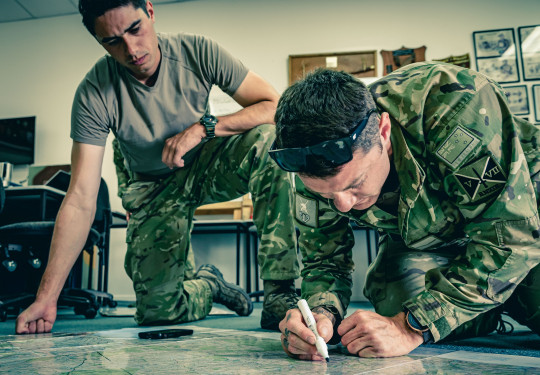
[320,327,329,337]
[308,336,316,345]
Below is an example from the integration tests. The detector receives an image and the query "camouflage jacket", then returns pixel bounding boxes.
[295,62,540,341]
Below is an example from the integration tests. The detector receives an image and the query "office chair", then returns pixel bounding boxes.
[0,176,116,322]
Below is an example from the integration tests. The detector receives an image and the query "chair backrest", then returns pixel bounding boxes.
[0,174,112,238]
[93,178,112,240]
[48,172,112,236]
[0,177,4,214]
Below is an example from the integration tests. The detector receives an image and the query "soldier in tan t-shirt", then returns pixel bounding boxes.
[16,0,300,334]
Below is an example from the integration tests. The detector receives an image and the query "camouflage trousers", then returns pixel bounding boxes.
[364,235,540,340]
[122,125,299,325]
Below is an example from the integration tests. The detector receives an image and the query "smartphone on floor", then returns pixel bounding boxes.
[138,328,194,339]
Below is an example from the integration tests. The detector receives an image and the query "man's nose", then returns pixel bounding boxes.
[333,192,354,213]
[123,35,137,56]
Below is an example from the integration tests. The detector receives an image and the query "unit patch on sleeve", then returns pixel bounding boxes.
[453,155,506,202]
[295,194,318,228]
[436,125,481,169]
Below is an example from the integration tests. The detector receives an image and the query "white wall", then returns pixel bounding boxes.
[1,0,539,301]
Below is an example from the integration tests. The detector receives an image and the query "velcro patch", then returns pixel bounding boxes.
[453,155,506,202]
[295,194,318,228]
[436,126,481,169]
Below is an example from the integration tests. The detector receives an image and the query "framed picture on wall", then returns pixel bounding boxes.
[533,85,540,122]
[473,28,520,83]
[518,25,540,81]
[502,85,529,115]
[288,50,377,86]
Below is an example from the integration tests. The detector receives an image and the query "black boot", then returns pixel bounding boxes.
[261,280,299,331]
[196,264,253,317]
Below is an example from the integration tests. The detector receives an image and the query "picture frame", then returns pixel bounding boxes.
[473,28,520,83]
[502,85,529,115]
[533,85,540,122]
[288,50,377,86]
[518,25,540,81]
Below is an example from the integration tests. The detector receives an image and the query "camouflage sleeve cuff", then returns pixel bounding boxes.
[311,305,343,345]
[305,293,345,320]
[402,290,453,342]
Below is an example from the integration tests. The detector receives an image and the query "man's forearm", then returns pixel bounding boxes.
[215,99,277,137]
[35,197,95,303]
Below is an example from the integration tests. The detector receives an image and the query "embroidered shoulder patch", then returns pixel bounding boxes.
[436,126,481,169]
[295,194,318,228]
[453,155,506,202]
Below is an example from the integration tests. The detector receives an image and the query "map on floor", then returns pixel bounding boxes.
[1,327,539,374]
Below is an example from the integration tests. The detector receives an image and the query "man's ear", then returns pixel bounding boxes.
[147,1,155,21]
[379,112,392,146]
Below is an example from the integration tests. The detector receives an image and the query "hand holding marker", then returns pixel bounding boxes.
[297,299,330,362]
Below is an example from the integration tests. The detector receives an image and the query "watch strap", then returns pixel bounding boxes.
[200,114,217,139]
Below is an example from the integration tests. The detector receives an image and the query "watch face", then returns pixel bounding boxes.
[406,311,425,331]
[202,114,217,125]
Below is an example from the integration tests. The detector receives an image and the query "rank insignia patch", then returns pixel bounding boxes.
[295,194,318,228]
[453,155,506,202]
[436,126,481,169]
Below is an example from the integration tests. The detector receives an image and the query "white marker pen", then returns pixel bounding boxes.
[297,299,330,362]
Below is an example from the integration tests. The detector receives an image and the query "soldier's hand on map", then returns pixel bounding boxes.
[162,122,206,169]
[279,308,333,361]
[337,310,423,357]
[16,300,57,334]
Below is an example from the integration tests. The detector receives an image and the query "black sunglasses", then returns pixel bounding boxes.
[269,109,376,172]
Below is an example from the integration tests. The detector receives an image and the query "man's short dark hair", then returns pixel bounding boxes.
[79,0,149,36]
[274,69,381,178]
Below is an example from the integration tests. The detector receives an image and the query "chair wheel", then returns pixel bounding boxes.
[107,300,118,308]
[0,308,7,322]
[83,308,97,319]
[75,306,97,319]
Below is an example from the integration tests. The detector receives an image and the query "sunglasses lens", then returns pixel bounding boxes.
[269,147,305,172]
[311,141,352,166]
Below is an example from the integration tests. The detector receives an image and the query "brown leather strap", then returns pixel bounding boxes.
[380,46,427,75]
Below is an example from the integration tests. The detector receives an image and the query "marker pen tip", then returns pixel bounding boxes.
[325,358,329,363]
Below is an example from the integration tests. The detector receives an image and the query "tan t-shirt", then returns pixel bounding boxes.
[71,32,248,175]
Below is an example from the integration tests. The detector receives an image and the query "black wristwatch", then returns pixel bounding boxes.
[405,310,434,344]
[200,114,218,139]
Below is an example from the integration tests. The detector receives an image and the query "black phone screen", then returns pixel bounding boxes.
[138,328,194,339]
